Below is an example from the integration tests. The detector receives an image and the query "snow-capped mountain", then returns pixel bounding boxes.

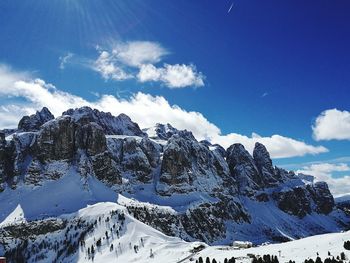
[0,107,349,262]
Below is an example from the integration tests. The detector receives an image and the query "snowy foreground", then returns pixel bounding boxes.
[0,200,349,263]
[198,230,350,263]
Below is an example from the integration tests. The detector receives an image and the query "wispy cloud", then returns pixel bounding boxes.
[107,41,168,67]
[313,108,350,141]
[0,64,327,159]
[261,92,268,98]
[228,2,234,13]
[59,53,73,70]
[91,41,205,88]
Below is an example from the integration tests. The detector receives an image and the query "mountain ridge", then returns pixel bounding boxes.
[0,107,348,259]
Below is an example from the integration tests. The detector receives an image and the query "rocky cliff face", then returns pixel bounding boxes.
[272,182,334,218]
[1,108,122,189]
[145,123,180,140]
[18,107,54,132]
[62,106,145,136]
[0,107,347,245]
[157,131,230,195]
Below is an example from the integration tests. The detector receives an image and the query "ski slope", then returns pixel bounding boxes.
[196,230,350,263]
[69,203,202,263]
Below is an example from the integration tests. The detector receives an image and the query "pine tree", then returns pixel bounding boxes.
[96,238,102,247]
[91,245,95,254]
[316,256,322,263]
[252,257,258,263]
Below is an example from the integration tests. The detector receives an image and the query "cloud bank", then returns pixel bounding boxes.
[313,109,350,141]
[92,41,204,88]
[297,163,350,197]
[0,64,327,159]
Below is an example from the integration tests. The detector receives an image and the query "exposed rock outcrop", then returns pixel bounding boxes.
[18,107,54,132]
[226,143,262,194]
[157,132,229,195]
[273,187,312,218]
[307,182,334,214]
[272,182,334,217]
[145,123,180,140]
[253,142,278,185]
[63,107,144,136]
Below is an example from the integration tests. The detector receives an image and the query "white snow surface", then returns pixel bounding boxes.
[197,230,350,263]
[0,201,202,263]
[1,201,348,263]
[0,171,116,223]
[66,202,201,263]
[0,204,26,227]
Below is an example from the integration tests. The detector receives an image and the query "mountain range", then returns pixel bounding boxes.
[0,107,349,262]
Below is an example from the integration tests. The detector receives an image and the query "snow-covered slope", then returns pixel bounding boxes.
[1,201,348,263]
[0,171,116,223]
[196,230,350,263]
[0,202,203,263]
[0,204,26,227]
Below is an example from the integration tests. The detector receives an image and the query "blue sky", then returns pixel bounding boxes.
[0,0,350,195]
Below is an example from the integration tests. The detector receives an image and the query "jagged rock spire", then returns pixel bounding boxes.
[18,107,54,132]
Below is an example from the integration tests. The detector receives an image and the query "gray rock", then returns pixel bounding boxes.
[145,123,179,140]
[226,143,262,194]
[157,133,227,195]
[63,106,145,136]
[307,182,334,214]
[273,186,311,218]
[36,116,76,161]
[18,107,54,132]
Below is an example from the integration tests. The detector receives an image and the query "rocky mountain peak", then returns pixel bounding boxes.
[62,107,145,136]
[226,143,262,193]
[17,107,54,132]
[144,123,179,140]
[253,142,274,174]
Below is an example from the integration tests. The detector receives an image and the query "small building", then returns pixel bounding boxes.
[232,241,253,249]
[0,257,6,263]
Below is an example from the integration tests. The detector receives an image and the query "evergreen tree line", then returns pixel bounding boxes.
[195,251,349,263]
[251,254,279,263]
[196,256,236,263]
[344,240,350,250]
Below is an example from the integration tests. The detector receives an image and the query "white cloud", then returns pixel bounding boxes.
[137,63,204,88]
[59,53,73,70]
[93,41,167,81]
[297,163,350,197]
[92,41,204,88]
[111,41,168,67]
[0,64,327,159]
[313,109,350,141]
[94,50,133,81]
